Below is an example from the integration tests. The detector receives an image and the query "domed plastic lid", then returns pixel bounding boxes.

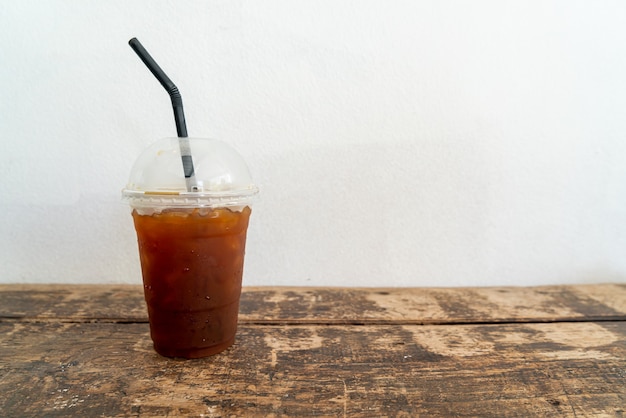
[122,137,258,209]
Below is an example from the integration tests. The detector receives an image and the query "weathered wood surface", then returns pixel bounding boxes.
[2,283,625,323]
[1,284,625,417]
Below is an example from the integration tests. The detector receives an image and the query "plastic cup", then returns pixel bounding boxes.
[122,138,258,358]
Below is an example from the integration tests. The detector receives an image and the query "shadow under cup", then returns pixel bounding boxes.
[132,206,252,359]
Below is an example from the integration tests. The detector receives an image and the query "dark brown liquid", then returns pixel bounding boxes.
[132,206,251,358]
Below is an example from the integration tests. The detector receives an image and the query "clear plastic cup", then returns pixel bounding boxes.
[123,137,258,358]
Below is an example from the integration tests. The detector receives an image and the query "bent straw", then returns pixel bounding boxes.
[128,37,199,192]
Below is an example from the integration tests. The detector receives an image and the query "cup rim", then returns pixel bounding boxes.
[122,186,259,208]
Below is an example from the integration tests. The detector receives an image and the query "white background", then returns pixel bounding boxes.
[2,0,626,287]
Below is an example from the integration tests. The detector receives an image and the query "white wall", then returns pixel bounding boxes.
[2,0,626,287]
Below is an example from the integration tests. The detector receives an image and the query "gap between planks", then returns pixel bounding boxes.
[1,316,625,326]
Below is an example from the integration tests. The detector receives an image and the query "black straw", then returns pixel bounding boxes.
[128,38,187,137]
[128,37,198,192]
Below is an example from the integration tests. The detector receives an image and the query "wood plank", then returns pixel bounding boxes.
[0,285,147,321]
[1,284,625,324]
[1,320,624,417]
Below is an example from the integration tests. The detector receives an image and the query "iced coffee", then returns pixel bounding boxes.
[124,137,258,358]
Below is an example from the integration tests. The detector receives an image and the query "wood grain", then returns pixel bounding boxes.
[1,284,625,417]
[1,284,625,323]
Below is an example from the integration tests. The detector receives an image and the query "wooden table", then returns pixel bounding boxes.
[1,284,625,417]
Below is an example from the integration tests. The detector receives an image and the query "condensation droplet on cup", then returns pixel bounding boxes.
[205,296,211,300]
